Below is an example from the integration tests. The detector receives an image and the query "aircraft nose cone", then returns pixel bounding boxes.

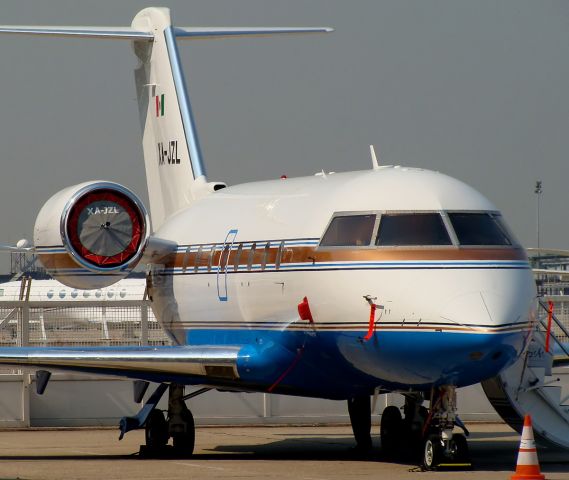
[440,265,536,330]
[440,290,526,328]
[439,281,535,381]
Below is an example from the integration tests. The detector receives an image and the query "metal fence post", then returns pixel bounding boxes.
[263,393,271,419]
[19,300,31,427]
[141,304,149,345]
[19,302,29,348]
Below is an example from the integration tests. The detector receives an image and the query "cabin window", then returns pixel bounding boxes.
[448,212,512,246]
[376,213,452,246]
[260,242,270,271]
[320,214,376,247]
[247,243,256,271]
[207,247,215,272]
[71,290,78,299]
[83,291,90,298]
[182,246,192,273]
[275,241,285,270]
[47,290,54,299]
[219,244,231,272]
[95,290,102,298]
[107,289,115,299]
[0,289,4,297]
[59,289,66,299]
[194,246,203,273]
[233,243,243,272]
[120,289,127,298]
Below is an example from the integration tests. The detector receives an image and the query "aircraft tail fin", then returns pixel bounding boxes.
[0,7,332,230]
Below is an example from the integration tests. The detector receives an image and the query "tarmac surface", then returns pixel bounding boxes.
[0,424,566,480]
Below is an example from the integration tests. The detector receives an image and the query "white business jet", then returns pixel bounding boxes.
[0,7,536,468]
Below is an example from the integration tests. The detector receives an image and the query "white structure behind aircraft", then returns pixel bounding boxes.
[0,278,146,302]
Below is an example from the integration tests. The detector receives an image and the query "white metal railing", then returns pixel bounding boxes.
[0,300,170,349]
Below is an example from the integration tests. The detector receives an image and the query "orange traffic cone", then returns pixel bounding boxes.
[511,415,545,480]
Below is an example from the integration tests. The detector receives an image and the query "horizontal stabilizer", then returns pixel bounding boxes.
[0,26,153,40]
[0,8,332,230]
[0,345,241,382]
[174,26,333,39]
[0,26,332,41]
[0,240,34,253]
[0,244,33,253]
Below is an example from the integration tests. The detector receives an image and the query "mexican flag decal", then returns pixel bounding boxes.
[155,94,165,117]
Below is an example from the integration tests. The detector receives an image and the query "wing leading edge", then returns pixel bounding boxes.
[0,345,242,384]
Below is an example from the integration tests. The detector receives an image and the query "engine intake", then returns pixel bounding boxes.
[64,186,146,270]
[34,181,149,288]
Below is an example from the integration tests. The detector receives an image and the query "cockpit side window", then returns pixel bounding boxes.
[320,214,376,247]
[376,213,452,246]
[448,212,512,246]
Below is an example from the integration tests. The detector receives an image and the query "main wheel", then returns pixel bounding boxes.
[145,409,169,449]
[450,433,469,463]
[380,406,402,458]
[172,410,195,456]
[423,434,443,470]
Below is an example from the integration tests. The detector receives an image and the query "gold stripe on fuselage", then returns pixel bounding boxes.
[38,242,529,273]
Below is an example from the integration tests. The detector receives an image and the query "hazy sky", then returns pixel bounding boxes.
[0,1,567,272]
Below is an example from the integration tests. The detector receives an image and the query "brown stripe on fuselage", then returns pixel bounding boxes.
[37,252,81,270]
[169,244,527,270]
[167,321,532,334]
[39,243,528,272]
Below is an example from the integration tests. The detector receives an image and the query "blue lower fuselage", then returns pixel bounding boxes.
[185,327,528,399]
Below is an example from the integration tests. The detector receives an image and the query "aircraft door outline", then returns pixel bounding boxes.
[217,229,238,301]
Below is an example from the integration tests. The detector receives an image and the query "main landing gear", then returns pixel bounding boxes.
[378,386,471,470]
[120,383,204,458]
[142,383,196,457]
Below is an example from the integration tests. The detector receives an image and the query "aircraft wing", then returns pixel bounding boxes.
[0,242,34,252]
[0,345,244,385]
[533,268,569,277]
[527,247,569,257]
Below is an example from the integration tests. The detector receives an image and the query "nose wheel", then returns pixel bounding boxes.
[378,387,471,469]
[420,386,471,470]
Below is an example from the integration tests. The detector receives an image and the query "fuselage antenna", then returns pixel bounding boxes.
[370,144,380,170]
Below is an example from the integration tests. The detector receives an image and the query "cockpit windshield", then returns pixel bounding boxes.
[320,214,376,246]
[375,213,452,246]
[448,212,512,246]
[319,210,516,248]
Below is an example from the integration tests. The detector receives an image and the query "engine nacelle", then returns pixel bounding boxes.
[34,181,150,289]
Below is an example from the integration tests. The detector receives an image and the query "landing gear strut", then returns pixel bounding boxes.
[167,384,195,454]
[379,387,470,469]
[420,386,470,470]
[347,395,372,454]
[380,394,426,459]
[141,383,196,457]
[120,382,198,458]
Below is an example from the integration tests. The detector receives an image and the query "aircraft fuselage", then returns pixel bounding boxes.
[148,167,536,398]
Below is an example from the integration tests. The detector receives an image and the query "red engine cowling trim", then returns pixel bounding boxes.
[66,189,145,268]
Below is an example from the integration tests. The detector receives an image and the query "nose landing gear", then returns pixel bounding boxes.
[420,386,471,470]
[378,386,471,470]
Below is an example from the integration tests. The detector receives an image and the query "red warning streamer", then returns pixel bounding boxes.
[364,303,377,342]
[545,300,554,353]
[267,347,304,393]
